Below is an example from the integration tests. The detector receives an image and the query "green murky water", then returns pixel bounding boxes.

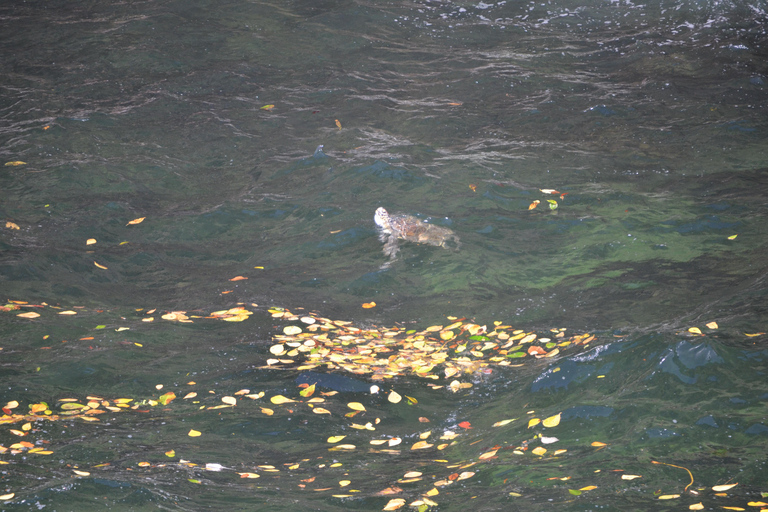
[1,0,767,509]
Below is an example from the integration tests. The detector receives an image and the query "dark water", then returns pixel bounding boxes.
[1,0,767,509]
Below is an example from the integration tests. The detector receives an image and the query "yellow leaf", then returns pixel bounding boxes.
[270,395,295,404]
[688,327,702,334]
[283,325,302,335]
[335,119,342,130]
[339,480,350,487]
[706,321,718,329]
[362,302,376,309]
[403,471,422,478]
[727,234,737,240]
[456,472,475,481]
[531,447,547,456]
[327,436,346,443]
[493,419,515,427]
[260,407,274,415]
[591,441,607,447]
[0,493,14,500]
[744,332,765,337]
[328,444,355,451]
[388,391,402,404]
[238,472,260,478]
[86,238,97,245]
[711,483,738,492]
[657,494,680,500]
[580,486,597,491]
[5,221,20,230]
[17,311,40,319]
[527,418,540,428]
[720,507,745,511]
[689,503,704,510]
[165,450,175,457]
[183,392,197,399]
[621,475,642,480]
[542,412,561,428]
[188,429,201,437]
[479,450,498,460]
[221,396,237,406]
[411,441,433,450]
[126,217,145,225]
[4,401,18,409]
[747,502,768,507]
[383,498,406,510]
[94,261,108,270]
[5,161,26,166]
[313,407,331,414]
[158,392,176,405]
[260,104,274,110]
[73,470,90,476]
[347,402,366,411]
[300,383,316,397]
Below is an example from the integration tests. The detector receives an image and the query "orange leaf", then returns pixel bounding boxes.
[361,302,376,309]
[126,217,145,225]
[528,200,540,210]
[229,276,248,281]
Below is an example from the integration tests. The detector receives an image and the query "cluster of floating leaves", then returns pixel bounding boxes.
[264,307,597,386]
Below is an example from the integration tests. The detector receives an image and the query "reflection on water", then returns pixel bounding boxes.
[1,0,767,508]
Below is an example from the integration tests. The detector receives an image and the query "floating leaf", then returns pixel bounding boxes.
[569,489,582,496]
[580,486,597,491]
[479,450,498,460]
[657,495,680,500]
[388,390,402,403]
[540,436,559,444]
[0,493,15,500]
[591,441,607,447]
[165,450,175,457]
[362,302,376,309]
[621,475,642,480]
[747,502,768,507]
[527,418,540,428]
[94,261,108,269]
[327,435,346,443]
[283,325,302,335]
[531,447,547,456]
[300,383,316,398]
[542,412,561,428]
[493,419,515,427]
[712,483,738,492]
[313,407,331,414]
[260,104,274,110]
[458,421,471,429]
[221,396,237,406]
[239,472,260,478]
[528,200,540,210]
[5,221,20,230]
[689,503,704,510]
[158,392,176,405]
[260,407,274,415]
[727,234,737,240]
[383,498,406,510]
[688,327,702,335]
[335,119,342,130]
[188,429,201,437]
[86,238,97,245]
[347,402,366,411]
[271,395,295,405]
[17,311,40,319]
[126,217,145,225]
[5,161,26,166]
[706,321,718,329]
[456,472,475,481]
[411,441,433,450]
